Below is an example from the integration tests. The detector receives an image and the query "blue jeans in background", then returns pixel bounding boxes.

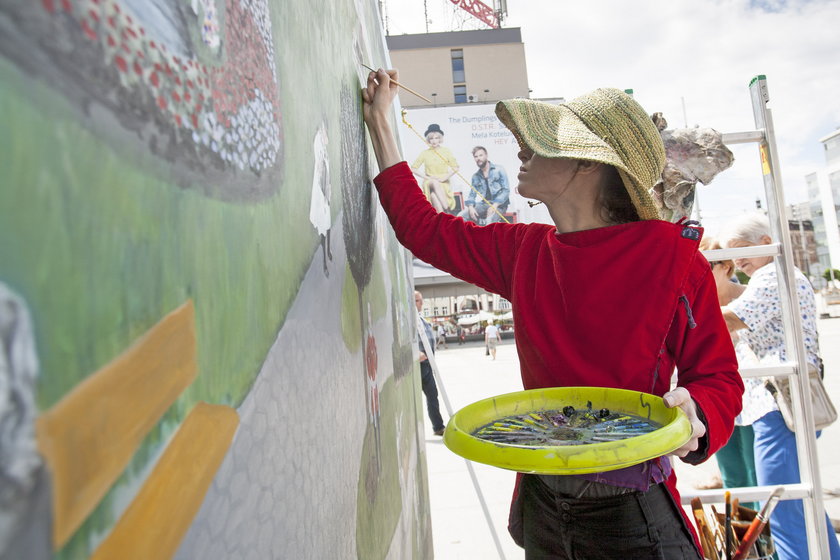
[753,410,840,560]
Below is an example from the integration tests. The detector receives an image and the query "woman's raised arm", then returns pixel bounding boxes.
[361,68,403,171]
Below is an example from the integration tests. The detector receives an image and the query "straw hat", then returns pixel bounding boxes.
[495,89,665,221]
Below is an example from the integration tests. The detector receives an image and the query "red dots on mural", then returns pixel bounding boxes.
[114,55,127,73]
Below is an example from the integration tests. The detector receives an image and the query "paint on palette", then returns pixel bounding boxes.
[473,402,662,446]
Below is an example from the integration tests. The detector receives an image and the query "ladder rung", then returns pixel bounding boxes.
[740,363,796,379]
[681,483,812,504]
[701,244,780,261]
[722,130,765,144]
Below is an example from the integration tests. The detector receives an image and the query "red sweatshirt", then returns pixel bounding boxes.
[374,162,743,550]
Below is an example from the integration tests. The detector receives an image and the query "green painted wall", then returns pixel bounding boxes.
[0,0,431,558]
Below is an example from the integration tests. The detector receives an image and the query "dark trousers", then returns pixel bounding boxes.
[716,424,758,511]
[419,360,445,432]
[521,475,700,560]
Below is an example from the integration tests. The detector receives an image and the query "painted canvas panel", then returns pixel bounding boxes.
[0,0,431,558]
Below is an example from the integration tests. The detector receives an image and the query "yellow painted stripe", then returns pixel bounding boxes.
[91,402,239,560]
[36,301,198,548]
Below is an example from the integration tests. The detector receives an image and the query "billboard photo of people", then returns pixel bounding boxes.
[400,101,562,226]
[458,145,509,225]
[410,123,460,213]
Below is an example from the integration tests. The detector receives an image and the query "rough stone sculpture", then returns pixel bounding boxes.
[651,113,735,222]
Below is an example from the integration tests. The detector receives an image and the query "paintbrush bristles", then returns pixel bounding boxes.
[361,64,433,104]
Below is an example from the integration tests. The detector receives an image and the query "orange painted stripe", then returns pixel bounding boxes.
[36,301,198,548]
[91,402,239,560]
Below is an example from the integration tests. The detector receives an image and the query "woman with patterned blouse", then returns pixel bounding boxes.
[720,212,840,560]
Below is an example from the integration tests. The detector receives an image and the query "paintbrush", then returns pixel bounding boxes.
[732,487,784,560]
[361,64,433,104]
[725,491,732,560]
[690,497,717,559]
[710,505,726,556]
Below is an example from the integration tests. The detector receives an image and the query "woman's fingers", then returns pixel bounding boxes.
[663,387,706,457]
[365,71,378,100]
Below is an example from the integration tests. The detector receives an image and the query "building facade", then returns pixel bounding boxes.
[805,128,840,282]
[388,28,532,324]
[386,28,529,107]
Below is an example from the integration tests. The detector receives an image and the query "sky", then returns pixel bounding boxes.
[381,0,840,236]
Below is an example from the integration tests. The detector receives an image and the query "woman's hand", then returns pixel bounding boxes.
[361,68,402,171]
[663,387,706,458]
[362,68,399,129]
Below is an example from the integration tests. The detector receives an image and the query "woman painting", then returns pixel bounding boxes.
[362,68,743,558]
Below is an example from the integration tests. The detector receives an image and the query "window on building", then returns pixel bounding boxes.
[454,84,467,104]
[451,49,465,83]
[826,135,840,164]
[441,306,448,315]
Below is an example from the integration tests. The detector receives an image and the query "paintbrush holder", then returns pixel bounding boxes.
[714,506,775,559]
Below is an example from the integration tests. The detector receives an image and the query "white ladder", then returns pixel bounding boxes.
[690,75,831,559]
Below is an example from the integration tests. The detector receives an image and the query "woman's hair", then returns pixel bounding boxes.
[599,165,640,224]
[718,213,771,247]
[699,236,735,276]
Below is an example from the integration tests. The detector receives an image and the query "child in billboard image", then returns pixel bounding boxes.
[458,146,510,225]
[410,124,459,213]
[362,68,743,559]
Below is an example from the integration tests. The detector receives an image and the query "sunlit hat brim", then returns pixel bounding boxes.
[496,95,663,221]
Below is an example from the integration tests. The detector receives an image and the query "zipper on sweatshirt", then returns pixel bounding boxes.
[649,346,664,394]
[679,294,696,329]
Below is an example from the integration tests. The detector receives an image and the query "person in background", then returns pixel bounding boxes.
[410,124,459,213]
[484,321,501,360]
[697,236,760,510]
[719,213,840,560]
[436,323,448,349]
[365,68,742,558]
[458,146,510,225]
[415,291,446,436]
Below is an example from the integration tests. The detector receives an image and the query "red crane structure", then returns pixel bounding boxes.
[448,0,503,29]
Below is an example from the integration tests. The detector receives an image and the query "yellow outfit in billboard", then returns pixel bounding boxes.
[411,147,458,211]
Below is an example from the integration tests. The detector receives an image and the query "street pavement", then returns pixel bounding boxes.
[422,319,840,560]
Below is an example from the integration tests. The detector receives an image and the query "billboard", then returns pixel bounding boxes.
[399,100,563,226]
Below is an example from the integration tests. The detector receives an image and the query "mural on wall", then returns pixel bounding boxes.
[0,0,432,558]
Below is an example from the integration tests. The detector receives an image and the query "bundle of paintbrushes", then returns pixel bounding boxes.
[472,401,661,446]
[690,492,778,560]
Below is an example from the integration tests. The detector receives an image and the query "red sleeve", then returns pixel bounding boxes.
[667,255,743,463]
[373,162,525,300]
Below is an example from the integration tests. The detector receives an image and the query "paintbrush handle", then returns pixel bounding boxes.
[725,503,732,560]
[725,491,732,560]
[731,514,767,560]
[732,488,783,560]
[362,64,432,104]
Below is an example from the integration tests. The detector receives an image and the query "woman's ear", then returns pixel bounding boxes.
[576,160,602,175]
[760,234,772,245]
